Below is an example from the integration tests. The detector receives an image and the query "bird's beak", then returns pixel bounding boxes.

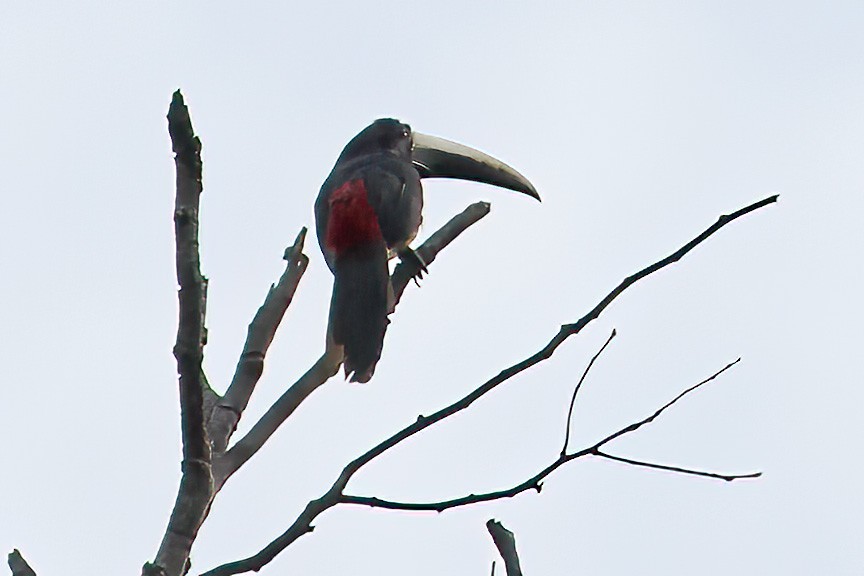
[411,132,540,201]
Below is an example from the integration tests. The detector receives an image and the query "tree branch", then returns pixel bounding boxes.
[215,202,492,482]
[199,492,328,576]
[487,520,523,576]
[215,342,342,484]
[209,228,310,452]
[149,89,214,576]
[560,195,779,339]
[339,358,756,513]
[200,197,774,575]
[562,328,616,456]
[169,88,210,467]
[8,550,36,576]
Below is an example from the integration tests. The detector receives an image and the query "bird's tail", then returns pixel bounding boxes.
[329,242,391,383]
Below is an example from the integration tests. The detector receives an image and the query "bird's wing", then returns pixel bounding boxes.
[363,165,421,252]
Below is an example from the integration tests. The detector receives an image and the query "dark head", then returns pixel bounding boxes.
[337,118,413,163]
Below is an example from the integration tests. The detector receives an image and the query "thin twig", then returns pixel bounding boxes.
[487,520,523,576]
[592,450,762,481]
[200,197,774,576]
[339,358,755,513]
[562,328,617,456]
[559,195,779,336]
[592,358,742,447]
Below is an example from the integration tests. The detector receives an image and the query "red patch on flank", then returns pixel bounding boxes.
[325,179,382,253]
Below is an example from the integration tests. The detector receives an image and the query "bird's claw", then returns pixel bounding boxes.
[399,248,428,286]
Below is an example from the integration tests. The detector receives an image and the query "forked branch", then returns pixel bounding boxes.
[339,358,758,512]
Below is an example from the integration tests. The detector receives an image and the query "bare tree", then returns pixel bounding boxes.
[8,92,775,576]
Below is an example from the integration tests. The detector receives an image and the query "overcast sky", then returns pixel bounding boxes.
[1,2,862,575]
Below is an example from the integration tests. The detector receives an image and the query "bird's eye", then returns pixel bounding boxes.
[402,128,410,138]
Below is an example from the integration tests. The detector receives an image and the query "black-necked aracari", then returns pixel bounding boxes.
[315,118,538,383]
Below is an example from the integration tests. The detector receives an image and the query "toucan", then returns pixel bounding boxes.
[315,118,539,383]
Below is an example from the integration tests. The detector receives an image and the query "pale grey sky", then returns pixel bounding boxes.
[1,2,862,575]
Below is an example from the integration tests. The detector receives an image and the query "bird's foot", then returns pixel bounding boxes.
[398,247,428,286]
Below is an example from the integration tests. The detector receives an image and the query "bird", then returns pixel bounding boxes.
[315,118,539,383]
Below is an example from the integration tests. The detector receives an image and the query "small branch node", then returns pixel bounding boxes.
[174,207,194,224]
[181,457,211,472]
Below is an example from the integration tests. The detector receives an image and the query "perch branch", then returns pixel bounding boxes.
[200,197,774,576]
[562,328,616,456]
[209,228,310,452]
[8,550,36,576]
[392,201,491,305]
[487,520,523,576]
[216,202,492,481]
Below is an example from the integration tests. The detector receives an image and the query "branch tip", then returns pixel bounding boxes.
[8,549,37,576]
[487,520,523,576]
[284,227,308,261]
